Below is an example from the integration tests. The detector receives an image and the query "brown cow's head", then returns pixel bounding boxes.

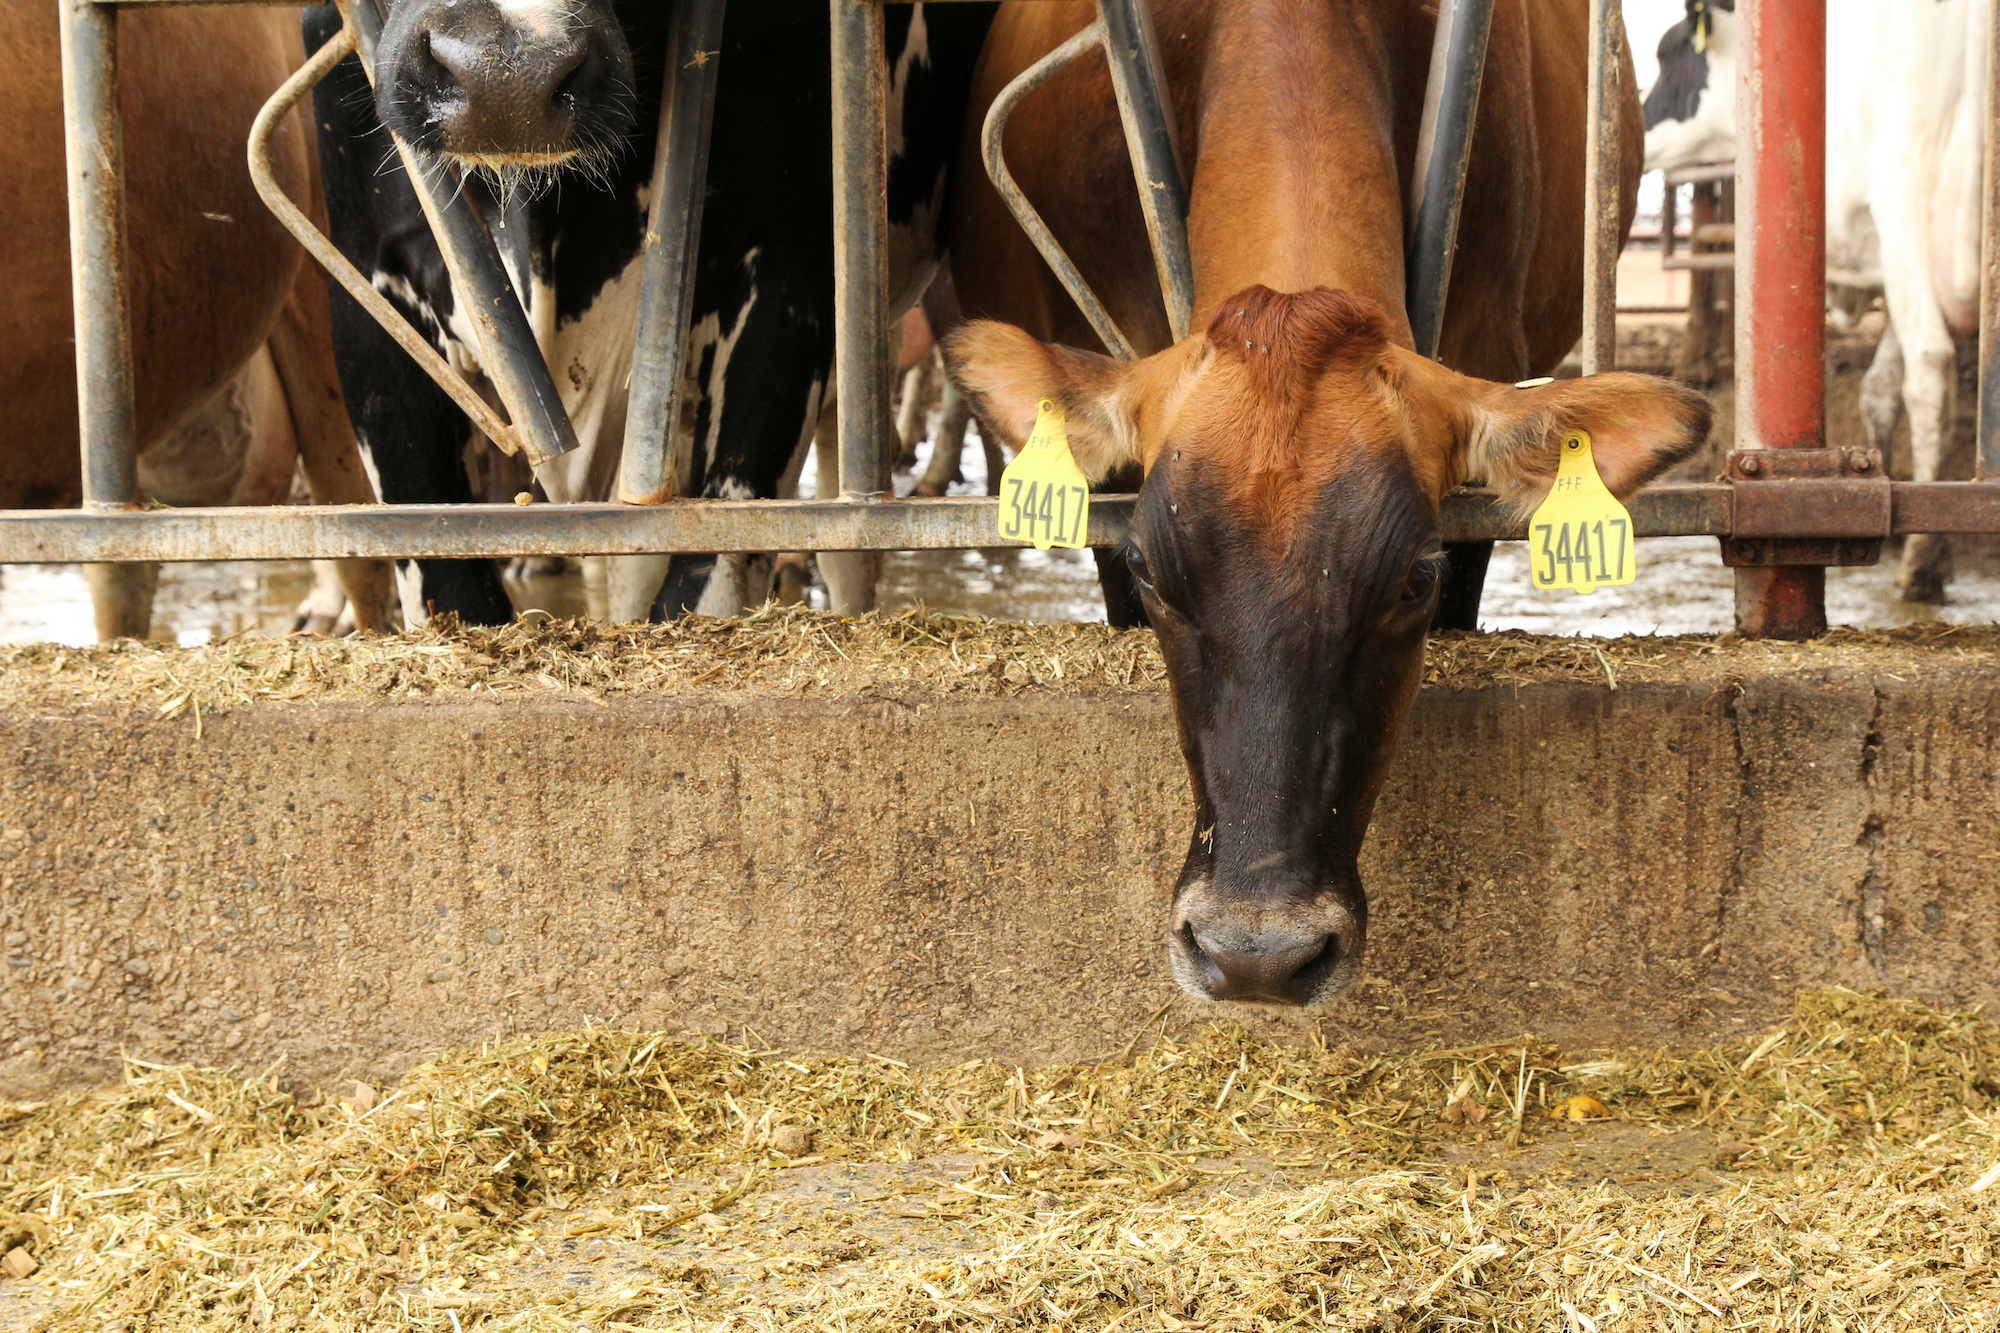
[948,287,1711,1006]
[375,0,639,182]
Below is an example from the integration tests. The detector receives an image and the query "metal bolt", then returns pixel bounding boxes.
[1739,454,1762,476]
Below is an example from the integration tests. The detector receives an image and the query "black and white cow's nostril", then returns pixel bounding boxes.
[374,0,636,168]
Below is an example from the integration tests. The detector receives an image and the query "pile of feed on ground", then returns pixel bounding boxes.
[1,989,1996,1331]
[1,606,1995,713]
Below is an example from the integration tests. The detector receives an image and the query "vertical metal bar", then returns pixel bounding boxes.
[1734,0,1828,638]
[831,0,891,501]
[58,0,138,510]
[342,0,578,470]
[1979,0,2000,481]
[1660,174,1680,267]
[619,0,727,506]
[1580,0,1622,375]
[1096,0,1194,342]
[1405,0,1495,360]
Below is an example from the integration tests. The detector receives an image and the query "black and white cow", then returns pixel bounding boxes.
[1641,0,1990,603]
[306,0,996,624]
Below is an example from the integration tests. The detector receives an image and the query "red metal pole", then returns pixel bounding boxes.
[1733,0,1827,638]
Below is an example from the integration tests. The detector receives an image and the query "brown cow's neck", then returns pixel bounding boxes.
[1182,1,1415,348]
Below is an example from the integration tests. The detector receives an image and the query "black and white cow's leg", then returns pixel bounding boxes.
[895,350,939,474]
[293,561,352,636]
[319,292,514,626]
[1882,311,1956,604]
[648,244,846,619]
[1860,319,1905,472]
[770,417,816,604]
[307,6,514,626]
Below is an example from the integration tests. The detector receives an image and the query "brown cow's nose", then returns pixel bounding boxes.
[425,28,591,155]
[1170,894,1363,1006]
[1179,922,1341,1005]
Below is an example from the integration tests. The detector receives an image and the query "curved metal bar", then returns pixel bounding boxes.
[340,0,578,469]
[981,21,1138,363]
[246,24,526,458]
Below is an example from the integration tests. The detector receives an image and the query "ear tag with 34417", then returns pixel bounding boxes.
[1527,429,1637,594]
[996,399,1090,551]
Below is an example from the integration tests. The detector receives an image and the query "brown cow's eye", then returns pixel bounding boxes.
[1123,544,1154,590]
[1403,551,1448,602]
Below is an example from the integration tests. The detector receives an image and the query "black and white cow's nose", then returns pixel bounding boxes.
[1170,895,1364,1006]
[377,0,635,163]
[426,28,590,151]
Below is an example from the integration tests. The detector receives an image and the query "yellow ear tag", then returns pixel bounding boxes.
[1527,429,1636,595]
[996,399,1090,550]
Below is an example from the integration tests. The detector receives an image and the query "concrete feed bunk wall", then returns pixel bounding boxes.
[0,617,1996,1095]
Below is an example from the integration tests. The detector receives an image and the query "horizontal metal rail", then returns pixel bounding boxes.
[9,483,1998,565]
[0,487,1730,563]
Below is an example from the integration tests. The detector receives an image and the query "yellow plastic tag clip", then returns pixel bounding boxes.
[1527,429,1637,595]
[996,399,1090,550]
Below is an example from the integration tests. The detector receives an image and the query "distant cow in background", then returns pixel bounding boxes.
[0,2,392,642]
[1643,0,1990,602]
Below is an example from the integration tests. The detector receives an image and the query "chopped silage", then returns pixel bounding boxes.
[0,989,1996,1331]
[0,607,1995,717]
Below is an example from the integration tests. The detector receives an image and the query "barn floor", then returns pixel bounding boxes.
[0,988,1995,1331]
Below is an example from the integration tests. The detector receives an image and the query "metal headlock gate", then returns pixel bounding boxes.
[9,0,2000,640]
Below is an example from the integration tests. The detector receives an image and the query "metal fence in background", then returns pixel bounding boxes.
[9,0,2000,640]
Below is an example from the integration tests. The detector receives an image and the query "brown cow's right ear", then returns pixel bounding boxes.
[943,322,1140,482]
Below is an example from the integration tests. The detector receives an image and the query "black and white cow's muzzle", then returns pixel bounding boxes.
[376,0,636,174]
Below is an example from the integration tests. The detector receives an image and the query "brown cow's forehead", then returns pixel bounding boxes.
[1149,354,1429,557]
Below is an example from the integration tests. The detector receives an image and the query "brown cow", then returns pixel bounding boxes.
[946,0,1712,1005]
[1,2,391,640]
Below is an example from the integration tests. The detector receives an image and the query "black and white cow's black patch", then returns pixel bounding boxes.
[1643,0,1732,132]
[307,1,995,625]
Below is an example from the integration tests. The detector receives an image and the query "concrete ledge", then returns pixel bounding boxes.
[2,625,1997,1093]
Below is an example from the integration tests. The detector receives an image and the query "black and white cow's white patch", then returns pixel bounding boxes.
[1641,0,1736,171]
[307,1,995,625]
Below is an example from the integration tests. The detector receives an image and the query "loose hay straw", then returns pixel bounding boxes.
[1,608,1995,718]
[1,989,1997,1330]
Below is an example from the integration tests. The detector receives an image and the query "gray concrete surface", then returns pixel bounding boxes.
[2,648,1996,1094]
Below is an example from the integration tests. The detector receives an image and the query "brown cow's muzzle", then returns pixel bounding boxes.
[1169,881,1365,1006]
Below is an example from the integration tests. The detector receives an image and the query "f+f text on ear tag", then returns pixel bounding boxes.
[1528,429,1636,595]
[997,399,1090,550]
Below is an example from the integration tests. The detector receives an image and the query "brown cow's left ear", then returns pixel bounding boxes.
[1461,371,1715,507]
[943,321,1141,482]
